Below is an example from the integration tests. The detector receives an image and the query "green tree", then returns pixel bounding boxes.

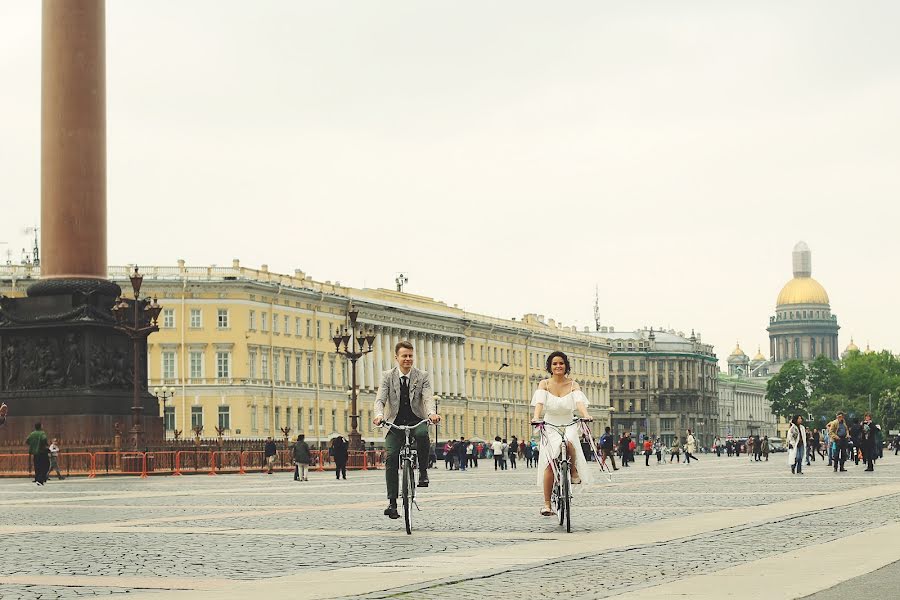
[807,393,849,429]
[876,388,900,431]
[807,355,841,399]
[766,360,809,420]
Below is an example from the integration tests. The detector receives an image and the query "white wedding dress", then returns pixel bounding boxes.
[531,388,593,486]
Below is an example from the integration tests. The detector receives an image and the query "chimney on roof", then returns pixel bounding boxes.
[232,259,240,269]
[260,264,268,273]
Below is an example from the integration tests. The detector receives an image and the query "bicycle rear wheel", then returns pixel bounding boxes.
[561,464,571,533]
[402,460,415,535]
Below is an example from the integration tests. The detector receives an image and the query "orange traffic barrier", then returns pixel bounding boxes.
[146,451,177,475]
[213,450,244,474]
[0,453,32,477]
[347,451,368,471]
[92,452,147,478]
[58,452,95,478]
[175,450,213,475]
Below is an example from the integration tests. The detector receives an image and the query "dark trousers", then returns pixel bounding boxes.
[833,439,848,470]
[509,455,517,469]
[601,450,616,469]
[384,423,429,500]
[645,451,651,466]
[335,459,347,479]
[494,456,505,470]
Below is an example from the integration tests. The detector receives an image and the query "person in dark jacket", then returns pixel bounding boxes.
[264,437,278,474]
[508,435,518,469]
[618,434,631,467]
[457,437,468,471]
[292,434,312,481]
[332,436,348,480]
[860,413,878,471]
[598,427,618,470]
[849,419,862,465]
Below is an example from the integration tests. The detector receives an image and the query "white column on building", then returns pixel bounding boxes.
[449,339,459,396]
[442,338,451,394]
[433,336,444,394]
[457,339,466,397]
[426,335,435,378]
[416,333,426,373]
[357,334,367,389]
[366,338,376,390]
[373,327,383,376]
[383,327,393,371]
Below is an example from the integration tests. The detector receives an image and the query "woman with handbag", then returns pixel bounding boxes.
[787,415,807,474]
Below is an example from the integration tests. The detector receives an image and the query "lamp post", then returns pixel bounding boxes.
[112,267,162,450]
[433,395,441,451]
[332,302,375,452]
[501,399,510,439]
[748,413,756,437]
[152,386,176,437]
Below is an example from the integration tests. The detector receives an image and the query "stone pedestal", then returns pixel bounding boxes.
[0,289,163,445]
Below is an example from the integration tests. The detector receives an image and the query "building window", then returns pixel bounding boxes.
[308,408,314,430]
[261,312,268,332]
[306,319,312,337]
[275,407,281,430]
[283,315,290,335]
[216,351,231,379]
[319,409,324,427]
[286,407,292,430]
[307,358,312,383]
[331,409,337,431]
[283,355,291,383]
[261,353,269,380]
[218,406,230,431]
[330,360,335,386]
[274,354,281,382]
[190,308,202,329]
[250,405,258,431]
[297,407,303,430]
[316,320,322,339]
[191,406,203,430]
[296,317,302,336]
[162,351,176,379]
[273,314,279,334]
[217,309,229,329]
[164,406,175,431]
[249,310,256,330]
[317,358,323,384]
[263,406,270,431]
[189,351,204,380]
[162,308,175,329]
[296,356,303,383]
[249,350,258,379]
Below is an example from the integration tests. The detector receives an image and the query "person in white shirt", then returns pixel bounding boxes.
[48,439,65,480]
[492,437,505,470]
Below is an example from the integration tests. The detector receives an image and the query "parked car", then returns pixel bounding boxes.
[768,437,786,452]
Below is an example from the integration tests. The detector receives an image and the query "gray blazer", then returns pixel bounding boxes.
[374,367,435,438]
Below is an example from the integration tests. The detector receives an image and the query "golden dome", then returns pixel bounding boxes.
[776,276,829,306]
[753,348,766,362]
[845,339,859,353]
[729,343,746,358]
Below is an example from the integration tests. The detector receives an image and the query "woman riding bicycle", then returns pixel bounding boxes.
[531,351,593,516]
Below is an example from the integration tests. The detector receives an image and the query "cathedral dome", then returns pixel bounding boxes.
[776,277,830,306]
[845,339,859,353]
[752,348,766,362]
[728,343,748,361]
[775,241,830,306]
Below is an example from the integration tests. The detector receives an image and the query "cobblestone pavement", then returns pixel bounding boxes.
[1,453,898,599]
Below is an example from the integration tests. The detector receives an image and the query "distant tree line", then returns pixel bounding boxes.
[766,351,900,431]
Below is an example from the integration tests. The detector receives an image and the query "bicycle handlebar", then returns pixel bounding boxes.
[532,417,592,428]
[379,418,431,431]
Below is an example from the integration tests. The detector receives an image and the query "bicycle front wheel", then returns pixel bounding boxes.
[561,464,571,533]
[402,460,415,535]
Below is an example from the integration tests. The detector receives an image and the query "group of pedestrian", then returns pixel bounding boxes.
[24,422,65,485]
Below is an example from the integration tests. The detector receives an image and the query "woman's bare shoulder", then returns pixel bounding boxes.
[537,379,550,390]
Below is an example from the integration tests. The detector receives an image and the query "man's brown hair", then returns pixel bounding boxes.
[395,340,414,355]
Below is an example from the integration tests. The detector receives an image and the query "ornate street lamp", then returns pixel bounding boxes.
[433,395,442,453]
[152,385,176,436]
[111,267,162,449]
[501,399,510,439]
[333,302,375,451]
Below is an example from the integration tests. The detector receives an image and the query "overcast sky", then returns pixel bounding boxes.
[2,1,898,365]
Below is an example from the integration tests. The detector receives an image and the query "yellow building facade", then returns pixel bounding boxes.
[1,262,611,446]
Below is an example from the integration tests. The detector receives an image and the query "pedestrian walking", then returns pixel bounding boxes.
[643,438,653,466]
[332,435,348,479]
[684,430,699,464]
[598,426,618,470]
[48,439,65,480]
[860,413,878,472]
[654,438,663,464]
[618,434,631,467]
[787,415,807,474]
[443,441,454,470]
[292,434,311,481]
[34,438,51,486]
[457,437,468,471]
[264,437,277,474]
[761,435,770,462]
[492,436,505,470]
[466,440,475,468]
[669,440,681,463]
[508,435,518,469]
[24,422,48,483]
[828,412,850,472]
[713,436,722,457]
[524,440,534,467]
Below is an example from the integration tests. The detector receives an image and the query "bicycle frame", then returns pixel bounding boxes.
[381,419,431,534]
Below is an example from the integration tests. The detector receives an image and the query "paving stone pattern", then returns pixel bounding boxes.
[1,453,897,599]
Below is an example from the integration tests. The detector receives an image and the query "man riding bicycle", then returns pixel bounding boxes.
[373,340,441,519]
